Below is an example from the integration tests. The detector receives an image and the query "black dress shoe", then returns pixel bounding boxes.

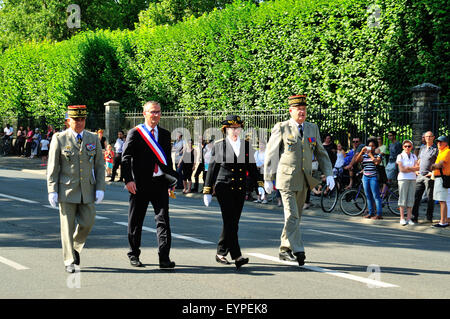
[294,252,306,266]
[216,255,231,265]
[65,264,76,273]
[73,250,80,265]
[279,250,296,262]
[159,260,176,269]
[129,256,143,267]
[235,257,249,269]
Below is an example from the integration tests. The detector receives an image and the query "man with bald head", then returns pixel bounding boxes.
[411,131,438,223]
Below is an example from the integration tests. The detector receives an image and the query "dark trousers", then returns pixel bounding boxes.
[127,177,171,261]
[192,163,204,191]
[111,153,122,181]
[176,161,184,188]
[412,174,435,222]
[215,184,246,260]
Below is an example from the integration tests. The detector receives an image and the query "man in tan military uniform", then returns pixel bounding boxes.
[47,105,106,273]
[264,95,335,266]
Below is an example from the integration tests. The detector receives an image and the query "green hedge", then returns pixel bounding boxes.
[1,0,449,126]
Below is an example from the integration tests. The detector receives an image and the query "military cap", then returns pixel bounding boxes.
[288,95,307,107]
[67,105,87,118]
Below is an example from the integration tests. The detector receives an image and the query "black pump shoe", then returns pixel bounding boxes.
[235,257,249,269]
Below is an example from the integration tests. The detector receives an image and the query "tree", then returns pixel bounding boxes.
[136,0,259,28]
[0,0,150,51]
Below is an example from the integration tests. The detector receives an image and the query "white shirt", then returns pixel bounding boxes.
[289,118,304,136]
[227,136,240,157]
[114,137,124,153]
[396,152,418,180]
[145,124,163,177]
[4,127,13,136]
[40,139,50,151]
[68,128,84,141]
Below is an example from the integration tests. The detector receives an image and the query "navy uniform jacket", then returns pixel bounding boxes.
[203,138,263,194]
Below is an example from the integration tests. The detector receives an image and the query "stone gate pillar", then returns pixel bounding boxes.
[104,100,121,144]
[410,83,441,152]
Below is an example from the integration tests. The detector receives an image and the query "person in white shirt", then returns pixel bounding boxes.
[40,135,50,166]
[253,140,267,203]
[110,130,124,182]
[397,139,419,225]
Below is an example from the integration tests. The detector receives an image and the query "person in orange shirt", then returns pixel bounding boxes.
[431,136,450,228]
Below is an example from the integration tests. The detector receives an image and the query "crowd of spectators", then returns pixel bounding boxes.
[2,123,449,226]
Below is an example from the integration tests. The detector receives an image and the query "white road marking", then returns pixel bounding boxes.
[0,255,29,270]
[114,222,214,245]
[308,229,379,243]
[43,205,59,210]
[95,215,109,220]
[248,253,398,288]
[0,193,39,204]
[171,203,214,214]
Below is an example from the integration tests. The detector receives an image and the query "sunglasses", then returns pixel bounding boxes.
[403,145,412,148]
[352,140,360,143]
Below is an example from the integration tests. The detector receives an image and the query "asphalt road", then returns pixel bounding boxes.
[0,167,449,300]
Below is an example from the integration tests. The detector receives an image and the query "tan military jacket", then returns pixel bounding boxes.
[47,129,105,203]
[264,119,332,191]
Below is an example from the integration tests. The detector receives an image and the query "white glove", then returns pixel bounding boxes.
[264,181,274,194]
[258,187,265,196]
[203,194,212,207]
[326,176,335,191]
[48,192,58,208]
[95,190,104,204]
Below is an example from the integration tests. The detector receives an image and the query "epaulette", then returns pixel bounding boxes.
[214,138,224,144]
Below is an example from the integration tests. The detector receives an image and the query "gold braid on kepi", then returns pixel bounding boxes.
[288,95,307,107]
[220,115,244,127]
[257,181,264,188]
[203,186,212,194]
[67,105,87,118]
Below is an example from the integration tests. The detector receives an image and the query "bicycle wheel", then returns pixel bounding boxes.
[340,189,367,216]
[387,188,400,216]
[321,185,338,213]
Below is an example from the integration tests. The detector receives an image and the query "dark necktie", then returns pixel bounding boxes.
[299,125,303,138]
[151,129,158,173]
[76,134,82,144]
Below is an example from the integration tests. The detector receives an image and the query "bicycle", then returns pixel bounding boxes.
[339,173,400,216]
[320,169,349,213]
[380,182,400,216]
[339,172,367,216]
[0,136,12,156]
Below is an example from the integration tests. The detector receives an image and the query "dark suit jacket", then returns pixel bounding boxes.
[121,125,177,191]
[203,138,263,194]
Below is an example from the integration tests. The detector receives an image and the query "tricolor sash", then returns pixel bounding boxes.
[135,124,168,166]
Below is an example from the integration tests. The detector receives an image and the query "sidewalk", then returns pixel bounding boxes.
[1,154,449,238]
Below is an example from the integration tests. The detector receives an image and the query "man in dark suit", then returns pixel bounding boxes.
[121,101,178,269]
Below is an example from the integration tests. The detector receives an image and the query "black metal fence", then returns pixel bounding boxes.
[121,104,449,150]
[2,103,449,151]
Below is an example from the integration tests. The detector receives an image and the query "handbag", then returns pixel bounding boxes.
[440,168,450,188]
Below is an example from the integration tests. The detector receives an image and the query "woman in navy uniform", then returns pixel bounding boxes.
[203,115,264,269]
